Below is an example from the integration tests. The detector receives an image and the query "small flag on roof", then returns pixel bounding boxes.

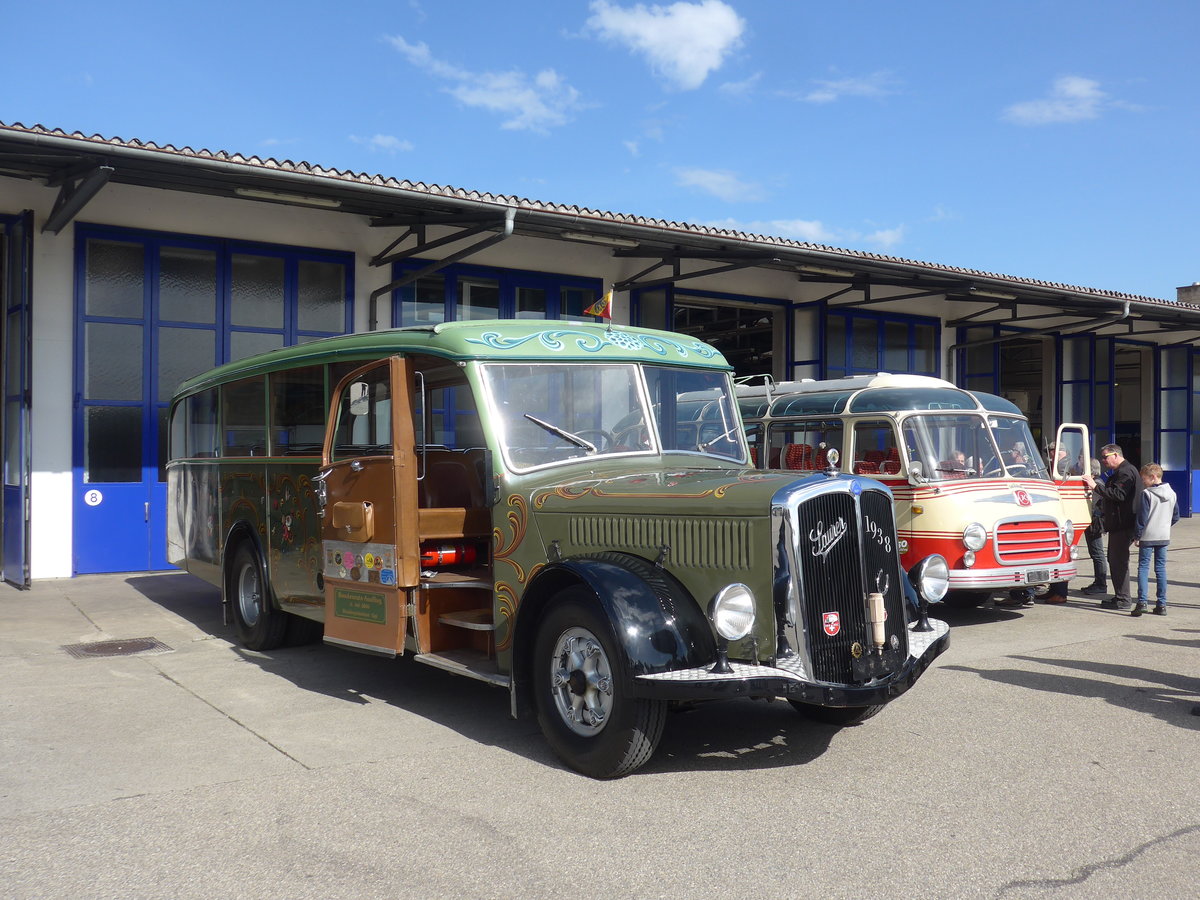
[584,289,613,320]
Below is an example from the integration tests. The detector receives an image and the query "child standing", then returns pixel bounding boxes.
[1131,463,1180,617]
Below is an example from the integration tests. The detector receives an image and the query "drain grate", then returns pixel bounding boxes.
[62,637,174,659]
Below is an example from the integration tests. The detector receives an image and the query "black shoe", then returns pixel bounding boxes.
[1081,583,1108,596]
[1100,598,1131,610]
[1131,603,1146,617]
[1152,605,1167,616]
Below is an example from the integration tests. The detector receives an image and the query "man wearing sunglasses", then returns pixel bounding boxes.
[1082,444,1143,610]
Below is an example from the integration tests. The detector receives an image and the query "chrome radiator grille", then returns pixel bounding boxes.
[568,515,754,570]
[789,487,908,685]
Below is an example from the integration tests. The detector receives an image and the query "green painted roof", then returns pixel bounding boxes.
[174,320,731,397]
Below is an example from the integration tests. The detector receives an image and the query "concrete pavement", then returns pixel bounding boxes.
[2,522,1198,898]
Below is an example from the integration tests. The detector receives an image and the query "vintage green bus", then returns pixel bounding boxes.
[167,320,949,777]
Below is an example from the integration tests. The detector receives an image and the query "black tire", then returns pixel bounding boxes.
[286,613,324,646]
[533,587,667,778]
[944,590,992,608]
[227,542,287,651]
[788,701,883,726]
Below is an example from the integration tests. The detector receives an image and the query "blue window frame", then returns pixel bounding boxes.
[388,258,602,446]
[827,309,939,379]
[72,223,353,575]
[389,258,603,326]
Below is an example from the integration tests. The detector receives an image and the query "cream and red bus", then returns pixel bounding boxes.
[740,374,1091,607]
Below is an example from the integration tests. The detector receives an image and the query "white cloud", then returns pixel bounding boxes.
[862,226,905,249]
[675,167,764,202]
[350,134,414,153]
[703,217,905,250]
[586,0,745,90]
[719,72,761,97]
[1002,76,1110,125]
[624,139,640,156]
[386,35,583,132]
[793,71,898,104]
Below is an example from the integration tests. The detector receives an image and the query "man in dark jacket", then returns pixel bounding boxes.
[1082,443,1143,609]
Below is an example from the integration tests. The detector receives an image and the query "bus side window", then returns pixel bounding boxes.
[270,365,326,456]
[852,421,897,476]
[185,390,218,458]
[222,377,266,457]
[332,365,393,460]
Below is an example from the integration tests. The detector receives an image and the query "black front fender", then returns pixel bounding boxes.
[527,552,717,678]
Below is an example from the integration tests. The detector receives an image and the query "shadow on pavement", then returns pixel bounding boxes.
[124,571,842,777]
[942,643,1200,733]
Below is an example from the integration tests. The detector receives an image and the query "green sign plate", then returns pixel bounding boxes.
[334,588,387,624]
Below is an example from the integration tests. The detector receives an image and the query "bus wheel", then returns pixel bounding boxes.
[533,589,666,778]
[788,701,883,726]
[228,542,287,651]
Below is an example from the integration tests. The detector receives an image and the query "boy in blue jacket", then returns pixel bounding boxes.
[1131,463,1180,617]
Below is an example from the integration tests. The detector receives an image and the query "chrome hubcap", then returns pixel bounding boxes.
[237,563,262,627]
[549,626,613,736]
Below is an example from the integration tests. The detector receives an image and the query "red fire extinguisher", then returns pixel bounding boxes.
[420,542,479,567]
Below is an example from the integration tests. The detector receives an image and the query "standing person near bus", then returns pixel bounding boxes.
[1082,443,1142,610]
[1080,457,1108,596]
[1131,463,1179,617]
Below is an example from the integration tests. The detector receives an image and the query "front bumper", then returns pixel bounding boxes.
[633,618,949,705]
[949,562,1077,590]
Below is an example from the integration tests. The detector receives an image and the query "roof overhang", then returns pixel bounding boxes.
[3,122,1198,341]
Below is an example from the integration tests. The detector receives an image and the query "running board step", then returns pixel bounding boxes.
[438,608,494,631]
[414,650,509,688]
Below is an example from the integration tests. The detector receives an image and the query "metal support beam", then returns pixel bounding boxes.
[615,257,776,292]
[41,165,113,234]
[370,216,509,268]
[827,288,948,308]
[367,209,515,329]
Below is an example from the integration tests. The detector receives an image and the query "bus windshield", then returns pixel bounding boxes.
[481,362,744,471]
[988,415,1050,480]
[902,412,1050,482]
[902,414,998,482]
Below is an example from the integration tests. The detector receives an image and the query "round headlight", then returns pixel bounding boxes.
[1063,520,1075,545]
[910,554,950,603]
[710,583,756,641]
[963,522,987,551]
[963,549,976,568]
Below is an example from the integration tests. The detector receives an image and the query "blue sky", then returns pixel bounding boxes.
[3,0,1197,300]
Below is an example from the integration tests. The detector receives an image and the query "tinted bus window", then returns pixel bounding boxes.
[186,390,218,458]
[222,377,266,457]
[270,365,326,455]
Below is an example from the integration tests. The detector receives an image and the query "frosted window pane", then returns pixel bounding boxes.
[231,254,284,328]
[158,328,215,402]
[1161,390,1187,429]
[86,239,144,318]
[85,322,142,400]
[1161,433,1186,470]
[230,331,283,362]
[297,260,345,333]
[160,247,216,324]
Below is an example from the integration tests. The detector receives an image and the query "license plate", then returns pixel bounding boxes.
[1026,569,1050,584]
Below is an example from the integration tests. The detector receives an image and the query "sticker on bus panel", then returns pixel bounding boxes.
[324,540,396,583]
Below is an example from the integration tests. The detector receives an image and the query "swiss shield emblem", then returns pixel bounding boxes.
[822,611,841,636]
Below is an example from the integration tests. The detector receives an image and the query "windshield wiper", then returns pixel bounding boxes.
[698,425,741,452]
[524,414,597,452]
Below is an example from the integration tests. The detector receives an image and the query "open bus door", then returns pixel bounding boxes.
[1054,422,1092,541]
[319,357,421,655]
